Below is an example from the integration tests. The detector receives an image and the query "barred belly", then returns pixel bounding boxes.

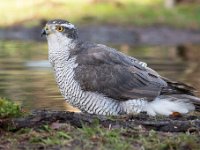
[53,57,123,115]
[52,55,148,116]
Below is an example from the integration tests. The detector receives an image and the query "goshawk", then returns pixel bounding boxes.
[41,19,200,116]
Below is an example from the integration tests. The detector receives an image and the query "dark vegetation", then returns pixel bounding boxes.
[0,98,199,150]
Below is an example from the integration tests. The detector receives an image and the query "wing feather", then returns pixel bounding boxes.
[72,42,167,101]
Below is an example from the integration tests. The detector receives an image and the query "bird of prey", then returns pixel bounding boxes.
[41,19,200,116]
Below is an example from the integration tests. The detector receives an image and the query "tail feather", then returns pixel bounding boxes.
[145,95,195,116]
[161,77,196,95]
[160,77,200,112]
[170,94,200,111]
[144,94,200,116]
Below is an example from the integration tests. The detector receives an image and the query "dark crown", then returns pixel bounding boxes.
[47,19,78,39]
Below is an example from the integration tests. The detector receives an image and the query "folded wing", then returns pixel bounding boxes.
[73,43,167,101]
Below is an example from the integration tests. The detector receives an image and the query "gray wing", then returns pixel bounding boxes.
[72,42,167,101]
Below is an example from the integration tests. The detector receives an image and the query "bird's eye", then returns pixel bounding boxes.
[56,26,64,32]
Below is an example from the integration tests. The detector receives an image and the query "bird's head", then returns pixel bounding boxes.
[41,19,78,40]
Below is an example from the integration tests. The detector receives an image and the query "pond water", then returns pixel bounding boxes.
[0,40,200,111]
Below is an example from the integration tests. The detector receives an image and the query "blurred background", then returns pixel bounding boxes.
[0,0,200,111]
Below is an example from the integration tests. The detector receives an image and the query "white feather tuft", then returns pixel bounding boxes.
[144,98,195,116]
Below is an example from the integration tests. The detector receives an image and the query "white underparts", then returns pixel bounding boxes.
[121,99,147,114]
[143,98,195,116]
[122,97,195,116]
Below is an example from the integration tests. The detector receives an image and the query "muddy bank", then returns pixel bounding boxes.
[1,25,200,46]
[1,111,199,150]
[1,110,200,132]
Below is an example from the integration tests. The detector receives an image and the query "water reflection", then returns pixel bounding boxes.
[0,40,200,111]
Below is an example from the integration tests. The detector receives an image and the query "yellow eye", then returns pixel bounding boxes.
[56,26,64,32]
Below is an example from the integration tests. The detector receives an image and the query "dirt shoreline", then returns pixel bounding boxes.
[1,25,200,46]
[1,110,199,132]
[0,110,199,150]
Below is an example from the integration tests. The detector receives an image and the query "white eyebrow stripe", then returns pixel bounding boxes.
[61,23,75,29]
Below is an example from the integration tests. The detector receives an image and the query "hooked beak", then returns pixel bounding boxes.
[41,28,47,37]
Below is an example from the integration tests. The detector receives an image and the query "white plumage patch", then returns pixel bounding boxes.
[61,23,75,29]
[144,98,195,116]
[121,99,147,114]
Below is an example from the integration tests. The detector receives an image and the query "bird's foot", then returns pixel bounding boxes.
[170,112,182,118]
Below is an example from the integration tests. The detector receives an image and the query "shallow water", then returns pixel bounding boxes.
[0,40,200,111]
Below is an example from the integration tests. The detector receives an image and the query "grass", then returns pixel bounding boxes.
[78,124,131,150]
[0,99,199,149]
[0,0,200,29]
[0,123,199,150]
[0,97,23,118]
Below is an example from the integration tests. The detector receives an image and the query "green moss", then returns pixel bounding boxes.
[0,97,22,118]
[0,122,199,149]
[78,124,131,150]
[30,131,71,146]
[76,124,199,150]
[137,130,200,150]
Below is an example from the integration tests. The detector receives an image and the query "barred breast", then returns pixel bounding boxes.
[48,43,148,116]
[53,56,123,115]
